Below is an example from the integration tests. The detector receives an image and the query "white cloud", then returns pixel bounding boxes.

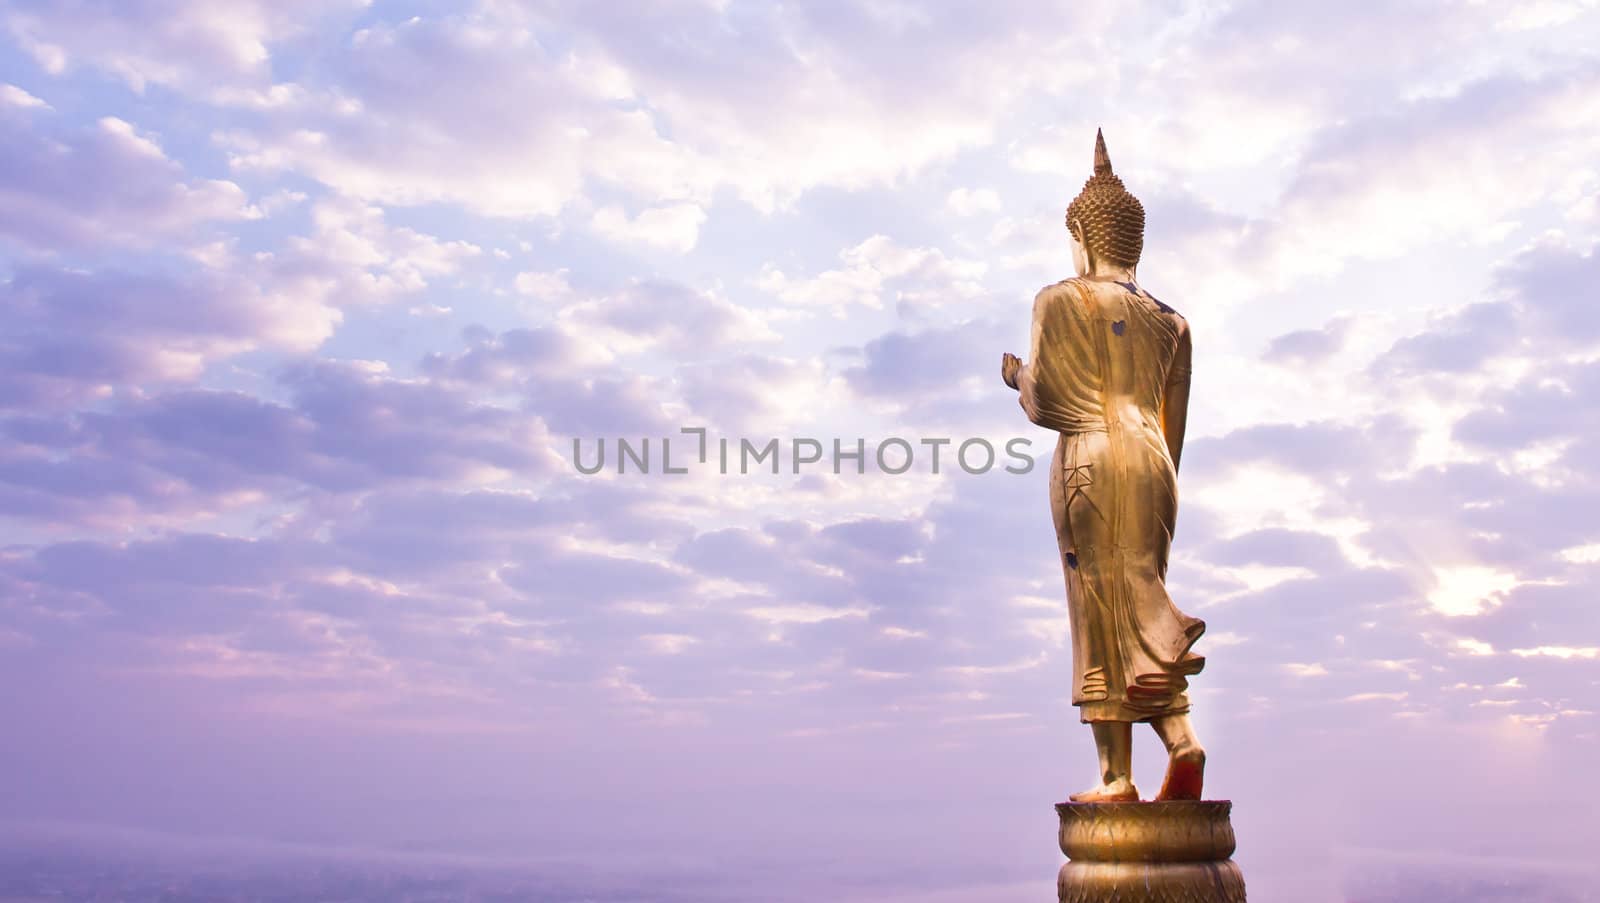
[0,110,254,251]
[1427,566,1519,617]
[642,634,699,654]
[591,203,707,253]
[1558,542,1600,563]
[1511,645,1600,659]
[275,197,481,304]
[556,279,776,358]
[757,235,986,313]
[0,83,49,109]
[0,263,339,409]
[1496,1,1594,30]
[945,187,1001,216]
[1344,691,1409,703]
[513,269,574,300]
[203,2,1122,222]
[1258,73,1600,284]
[4,0,367,96]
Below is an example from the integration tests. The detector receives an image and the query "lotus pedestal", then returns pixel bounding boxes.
[1056,800,1246,902]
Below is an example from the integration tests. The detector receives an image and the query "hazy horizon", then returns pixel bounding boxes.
[1,0,1598,900]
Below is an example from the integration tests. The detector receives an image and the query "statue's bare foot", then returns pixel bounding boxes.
[1155,743,1205,801]
[1067,780,1140,803]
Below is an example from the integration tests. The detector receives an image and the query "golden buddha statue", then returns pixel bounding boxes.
[1002,129,1207,805]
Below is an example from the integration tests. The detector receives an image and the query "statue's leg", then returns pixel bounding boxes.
[1150,713,1206,801]
[1069,721,1138,802]
[1093,721,1134,787]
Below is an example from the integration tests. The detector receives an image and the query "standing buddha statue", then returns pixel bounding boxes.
[1001,129,1208,804]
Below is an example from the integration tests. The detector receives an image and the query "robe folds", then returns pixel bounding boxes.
[1016,277,1205,723]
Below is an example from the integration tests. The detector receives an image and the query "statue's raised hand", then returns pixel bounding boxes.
[1002,352,1022,390]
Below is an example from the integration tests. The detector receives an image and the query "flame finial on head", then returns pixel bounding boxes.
[1066,128,1144,267]
[1093,127,1113,177]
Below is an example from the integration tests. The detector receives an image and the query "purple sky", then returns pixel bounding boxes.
[1,2,1598,900]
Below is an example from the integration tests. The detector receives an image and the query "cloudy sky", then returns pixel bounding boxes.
[2,1,1598,900]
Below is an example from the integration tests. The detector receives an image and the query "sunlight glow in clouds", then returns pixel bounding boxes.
[1426,565,1519,617]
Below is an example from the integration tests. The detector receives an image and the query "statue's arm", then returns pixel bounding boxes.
[1162,321,1193,473]
[1012,288,1052,422]
[1002,288,1048,390]
[1002,352,1022,390]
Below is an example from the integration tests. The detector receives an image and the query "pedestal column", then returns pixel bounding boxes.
[1056,800,1246,902]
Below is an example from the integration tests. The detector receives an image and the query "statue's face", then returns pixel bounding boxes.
[1068,227,1090,278]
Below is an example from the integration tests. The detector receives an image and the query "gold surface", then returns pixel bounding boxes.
[1057,801,1235,862]
[1018,275,1203,723]
[1058,861,1246,903]
[1056,801,1246,902]
[1065,129,1146,267]
[1002,129,1210,803]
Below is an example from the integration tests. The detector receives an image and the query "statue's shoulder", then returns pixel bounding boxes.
[1031,280,1094,325]
[1035,277,1092,305]
[1129,282,1184,320]
[1136,286,1189,348]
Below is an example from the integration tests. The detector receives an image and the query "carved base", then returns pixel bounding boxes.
[1056,801,1246,902]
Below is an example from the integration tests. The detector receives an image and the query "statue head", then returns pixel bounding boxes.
[1065,129,1145,274]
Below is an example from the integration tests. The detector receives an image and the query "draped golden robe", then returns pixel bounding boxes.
[1016,277,1205,723]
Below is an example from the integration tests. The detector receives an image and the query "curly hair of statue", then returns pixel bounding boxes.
[1065,128,1145,268]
